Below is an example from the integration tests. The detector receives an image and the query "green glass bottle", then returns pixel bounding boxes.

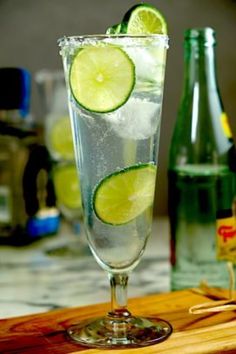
[168,28,236,290]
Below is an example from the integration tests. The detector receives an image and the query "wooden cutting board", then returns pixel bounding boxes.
[1,288,236,354]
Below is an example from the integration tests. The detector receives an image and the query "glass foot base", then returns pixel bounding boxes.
[67,316,172,348]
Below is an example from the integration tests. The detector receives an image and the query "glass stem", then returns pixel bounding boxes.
[108,273,131,319]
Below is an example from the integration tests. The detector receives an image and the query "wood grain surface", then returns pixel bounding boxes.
[1,289,236,353]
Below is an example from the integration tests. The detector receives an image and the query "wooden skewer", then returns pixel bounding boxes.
[189,262,236,314]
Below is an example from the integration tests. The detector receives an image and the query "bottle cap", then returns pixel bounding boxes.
[184,27,216,46]
[0,67,31,115]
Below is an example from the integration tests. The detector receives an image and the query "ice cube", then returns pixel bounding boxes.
[104,97,161,140]
[125,47,166,84]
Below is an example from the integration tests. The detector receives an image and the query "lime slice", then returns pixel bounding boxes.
[106,23,122,34]
[53,164,81,210]
[69,45,135,113]
[93,163,157,225]
[121,3,167,34]
[49,115,74,160]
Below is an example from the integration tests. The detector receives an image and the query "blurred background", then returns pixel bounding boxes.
[0,0,235,215]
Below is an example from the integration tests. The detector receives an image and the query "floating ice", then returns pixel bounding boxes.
[105,97,161,140]
[125,47,166,84]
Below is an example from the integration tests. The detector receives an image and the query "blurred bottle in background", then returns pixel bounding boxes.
[35,70,86,256]
[168,28,236,290]
[0,67,60,245]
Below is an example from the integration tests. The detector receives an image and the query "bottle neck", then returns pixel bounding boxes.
[183,41,219,95]
[169,29,234,168]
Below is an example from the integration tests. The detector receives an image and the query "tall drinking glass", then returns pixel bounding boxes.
[35,70,89,257]
[59,34,171,348]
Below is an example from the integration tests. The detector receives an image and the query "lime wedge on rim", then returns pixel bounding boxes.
[93,163,156,225]
[69,45,135,113]
[121,3,167,34]
[49,115,74,160]
[53,164,81,210]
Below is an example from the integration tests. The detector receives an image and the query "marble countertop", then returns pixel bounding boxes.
[0,217,170,319]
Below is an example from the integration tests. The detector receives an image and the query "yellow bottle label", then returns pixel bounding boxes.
[217,213,236,262]
[221,112,233,139]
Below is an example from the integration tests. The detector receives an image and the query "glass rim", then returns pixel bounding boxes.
[58,34,169,48]
[35,69,64,83]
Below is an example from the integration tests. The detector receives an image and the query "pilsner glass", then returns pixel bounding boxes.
[35,70,89,257]
[35,70,82,223]
[59,34,171,348]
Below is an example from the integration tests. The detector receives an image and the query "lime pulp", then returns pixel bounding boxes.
[53,164,81,210]
[93,163,157,225]
[49,115,74,160]
[69,45,135,113]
